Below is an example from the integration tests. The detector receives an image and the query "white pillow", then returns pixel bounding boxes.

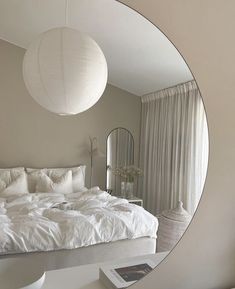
[0,172,28,197]
[26,169,46,193]
[47,166,86,192]
[0,167,25,186]
[26,165,86,193]
[0,171,11,187]
[35,170,73,194]
[71,166,86,192]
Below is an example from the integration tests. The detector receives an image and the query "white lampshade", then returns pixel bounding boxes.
[23,27,108,115]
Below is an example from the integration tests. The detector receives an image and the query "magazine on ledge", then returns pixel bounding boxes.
[99,259,156,289]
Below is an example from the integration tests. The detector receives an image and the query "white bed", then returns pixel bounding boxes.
[0,166,158,269]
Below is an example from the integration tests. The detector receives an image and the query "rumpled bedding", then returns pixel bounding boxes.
[0,187,158,254]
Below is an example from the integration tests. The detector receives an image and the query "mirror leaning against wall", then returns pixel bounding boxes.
[106,128,135,197]
[0,0,209,288]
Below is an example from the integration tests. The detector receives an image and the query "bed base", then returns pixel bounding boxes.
[0,237,156,271]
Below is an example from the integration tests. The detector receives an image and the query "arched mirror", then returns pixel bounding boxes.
[106,128,134,196]
[0,0,208,286]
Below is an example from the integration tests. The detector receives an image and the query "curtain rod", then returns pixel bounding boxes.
[141,79,196,99]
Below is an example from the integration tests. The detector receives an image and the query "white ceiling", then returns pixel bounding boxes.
[0,0,193,96]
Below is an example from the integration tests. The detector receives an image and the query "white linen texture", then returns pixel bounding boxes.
[26,165,86,193]
[0,167,25,186]
[0,171,28,197]
[35,170,73,194]
[0,187,158,254]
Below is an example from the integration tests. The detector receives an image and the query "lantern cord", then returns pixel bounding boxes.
[65,0,69,27]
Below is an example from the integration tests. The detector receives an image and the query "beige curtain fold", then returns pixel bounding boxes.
[138,80,208,215]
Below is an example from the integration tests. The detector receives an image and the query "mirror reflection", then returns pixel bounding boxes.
[105,80,208,254]
[0,0,208,281]
[106,128,134,196]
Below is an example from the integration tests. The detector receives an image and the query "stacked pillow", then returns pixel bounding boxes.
[26,165,86,194]
[0,165,86,196]
[32,170,73,194]
[0,167,28,197]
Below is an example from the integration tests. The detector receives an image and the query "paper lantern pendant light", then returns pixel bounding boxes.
[23,27,108,115]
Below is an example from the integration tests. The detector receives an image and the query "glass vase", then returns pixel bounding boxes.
[121,181,134,198]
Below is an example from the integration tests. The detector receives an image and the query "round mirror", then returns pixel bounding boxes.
[0,0,208,285]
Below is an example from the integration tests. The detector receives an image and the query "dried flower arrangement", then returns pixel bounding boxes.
[112,165,143,182]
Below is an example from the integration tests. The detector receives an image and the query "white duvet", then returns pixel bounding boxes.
[0,187,158,254]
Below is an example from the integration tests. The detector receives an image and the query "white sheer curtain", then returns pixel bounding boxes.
[138,80,208,215]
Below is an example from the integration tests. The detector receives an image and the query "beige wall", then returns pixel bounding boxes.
[0,39,141,189]
[119,1,235,289]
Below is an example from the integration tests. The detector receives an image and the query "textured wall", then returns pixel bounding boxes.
[0,39,141,189]
[118,0,235,289]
